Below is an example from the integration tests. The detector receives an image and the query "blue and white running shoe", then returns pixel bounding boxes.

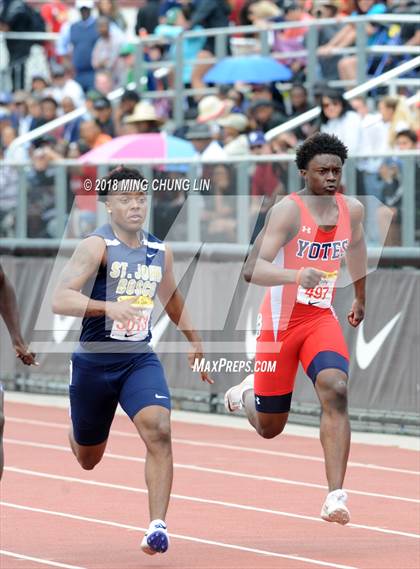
[141,520,170,555]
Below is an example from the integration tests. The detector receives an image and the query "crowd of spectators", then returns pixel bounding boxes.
[0,0,418,244]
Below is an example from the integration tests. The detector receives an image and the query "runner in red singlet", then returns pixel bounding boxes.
[225,133,367,525]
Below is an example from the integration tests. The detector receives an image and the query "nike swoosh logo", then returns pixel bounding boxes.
[308,301,319,306]
[356,312,401,370]
[155,394,168,399]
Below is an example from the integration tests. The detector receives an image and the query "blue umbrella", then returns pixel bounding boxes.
[204,55,292,84]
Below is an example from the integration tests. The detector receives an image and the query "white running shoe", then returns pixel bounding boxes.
[140,519,170,555]
[224,374,254,412]
[321,489,350,525]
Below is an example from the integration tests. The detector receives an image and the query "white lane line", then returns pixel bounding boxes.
[7,416,419,477]
[1,501,358,569]
[0,550,87,569]
[5,438,419,505]
[6,466,420,540]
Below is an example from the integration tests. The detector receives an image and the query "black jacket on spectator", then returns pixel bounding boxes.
[0,0,33,61]
[190,0,231,53]
[190,0,231,29]
[135,0,160,35]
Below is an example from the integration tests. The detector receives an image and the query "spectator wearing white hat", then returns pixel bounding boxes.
[196,95,233,124]
[123,102,164,134]
[218,113,249,155]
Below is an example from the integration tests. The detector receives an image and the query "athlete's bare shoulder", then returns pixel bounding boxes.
[57,236,106,291]
[266,194,300,235]
[82,234,107,255]
[343,195,365,225]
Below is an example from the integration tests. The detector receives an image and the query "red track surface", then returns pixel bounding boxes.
[1,401,419,569]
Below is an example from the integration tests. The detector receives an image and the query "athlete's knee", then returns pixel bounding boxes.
[318,371,348,412]
[78,455,102,471]
[256,416,288,439]
[142,416,172,449]
[258,424,286,439]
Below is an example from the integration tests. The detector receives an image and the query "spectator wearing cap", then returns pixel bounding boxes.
[248,130,283,240]
[93,97,115,137]
[50,64,85,107]
[79,119,112,149]
[57,0,99,92]
[92,16,123,87]
[196,95,233,124]
[248,100,285,133]
[186,123,226,196]
[123,102,163,134]
[117,43,144,88]
[218,113,249,155]
[186,123,226,161]
[31,75,50,98]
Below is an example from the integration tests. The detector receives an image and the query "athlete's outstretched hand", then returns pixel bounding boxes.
[299,268,325,289]
[106,299,140,328]
[14,342,38,366]
[188,341,214,384]
[347,298,365,327]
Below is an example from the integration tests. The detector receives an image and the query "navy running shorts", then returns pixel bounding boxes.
[69,348,171,446]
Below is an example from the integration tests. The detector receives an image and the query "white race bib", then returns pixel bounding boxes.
[296,271,338,309]
[110,296,153,342]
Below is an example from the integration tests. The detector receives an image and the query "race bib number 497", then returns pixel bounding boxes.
[110,295,153,341]
[296,271,338,309]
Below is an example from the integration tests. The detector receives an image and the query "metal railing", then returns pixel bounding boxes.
[135,13,420,126]
[7,52,420,155]
[266,59,420,141]
[3,13,420,149]
[1,152,419,260]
